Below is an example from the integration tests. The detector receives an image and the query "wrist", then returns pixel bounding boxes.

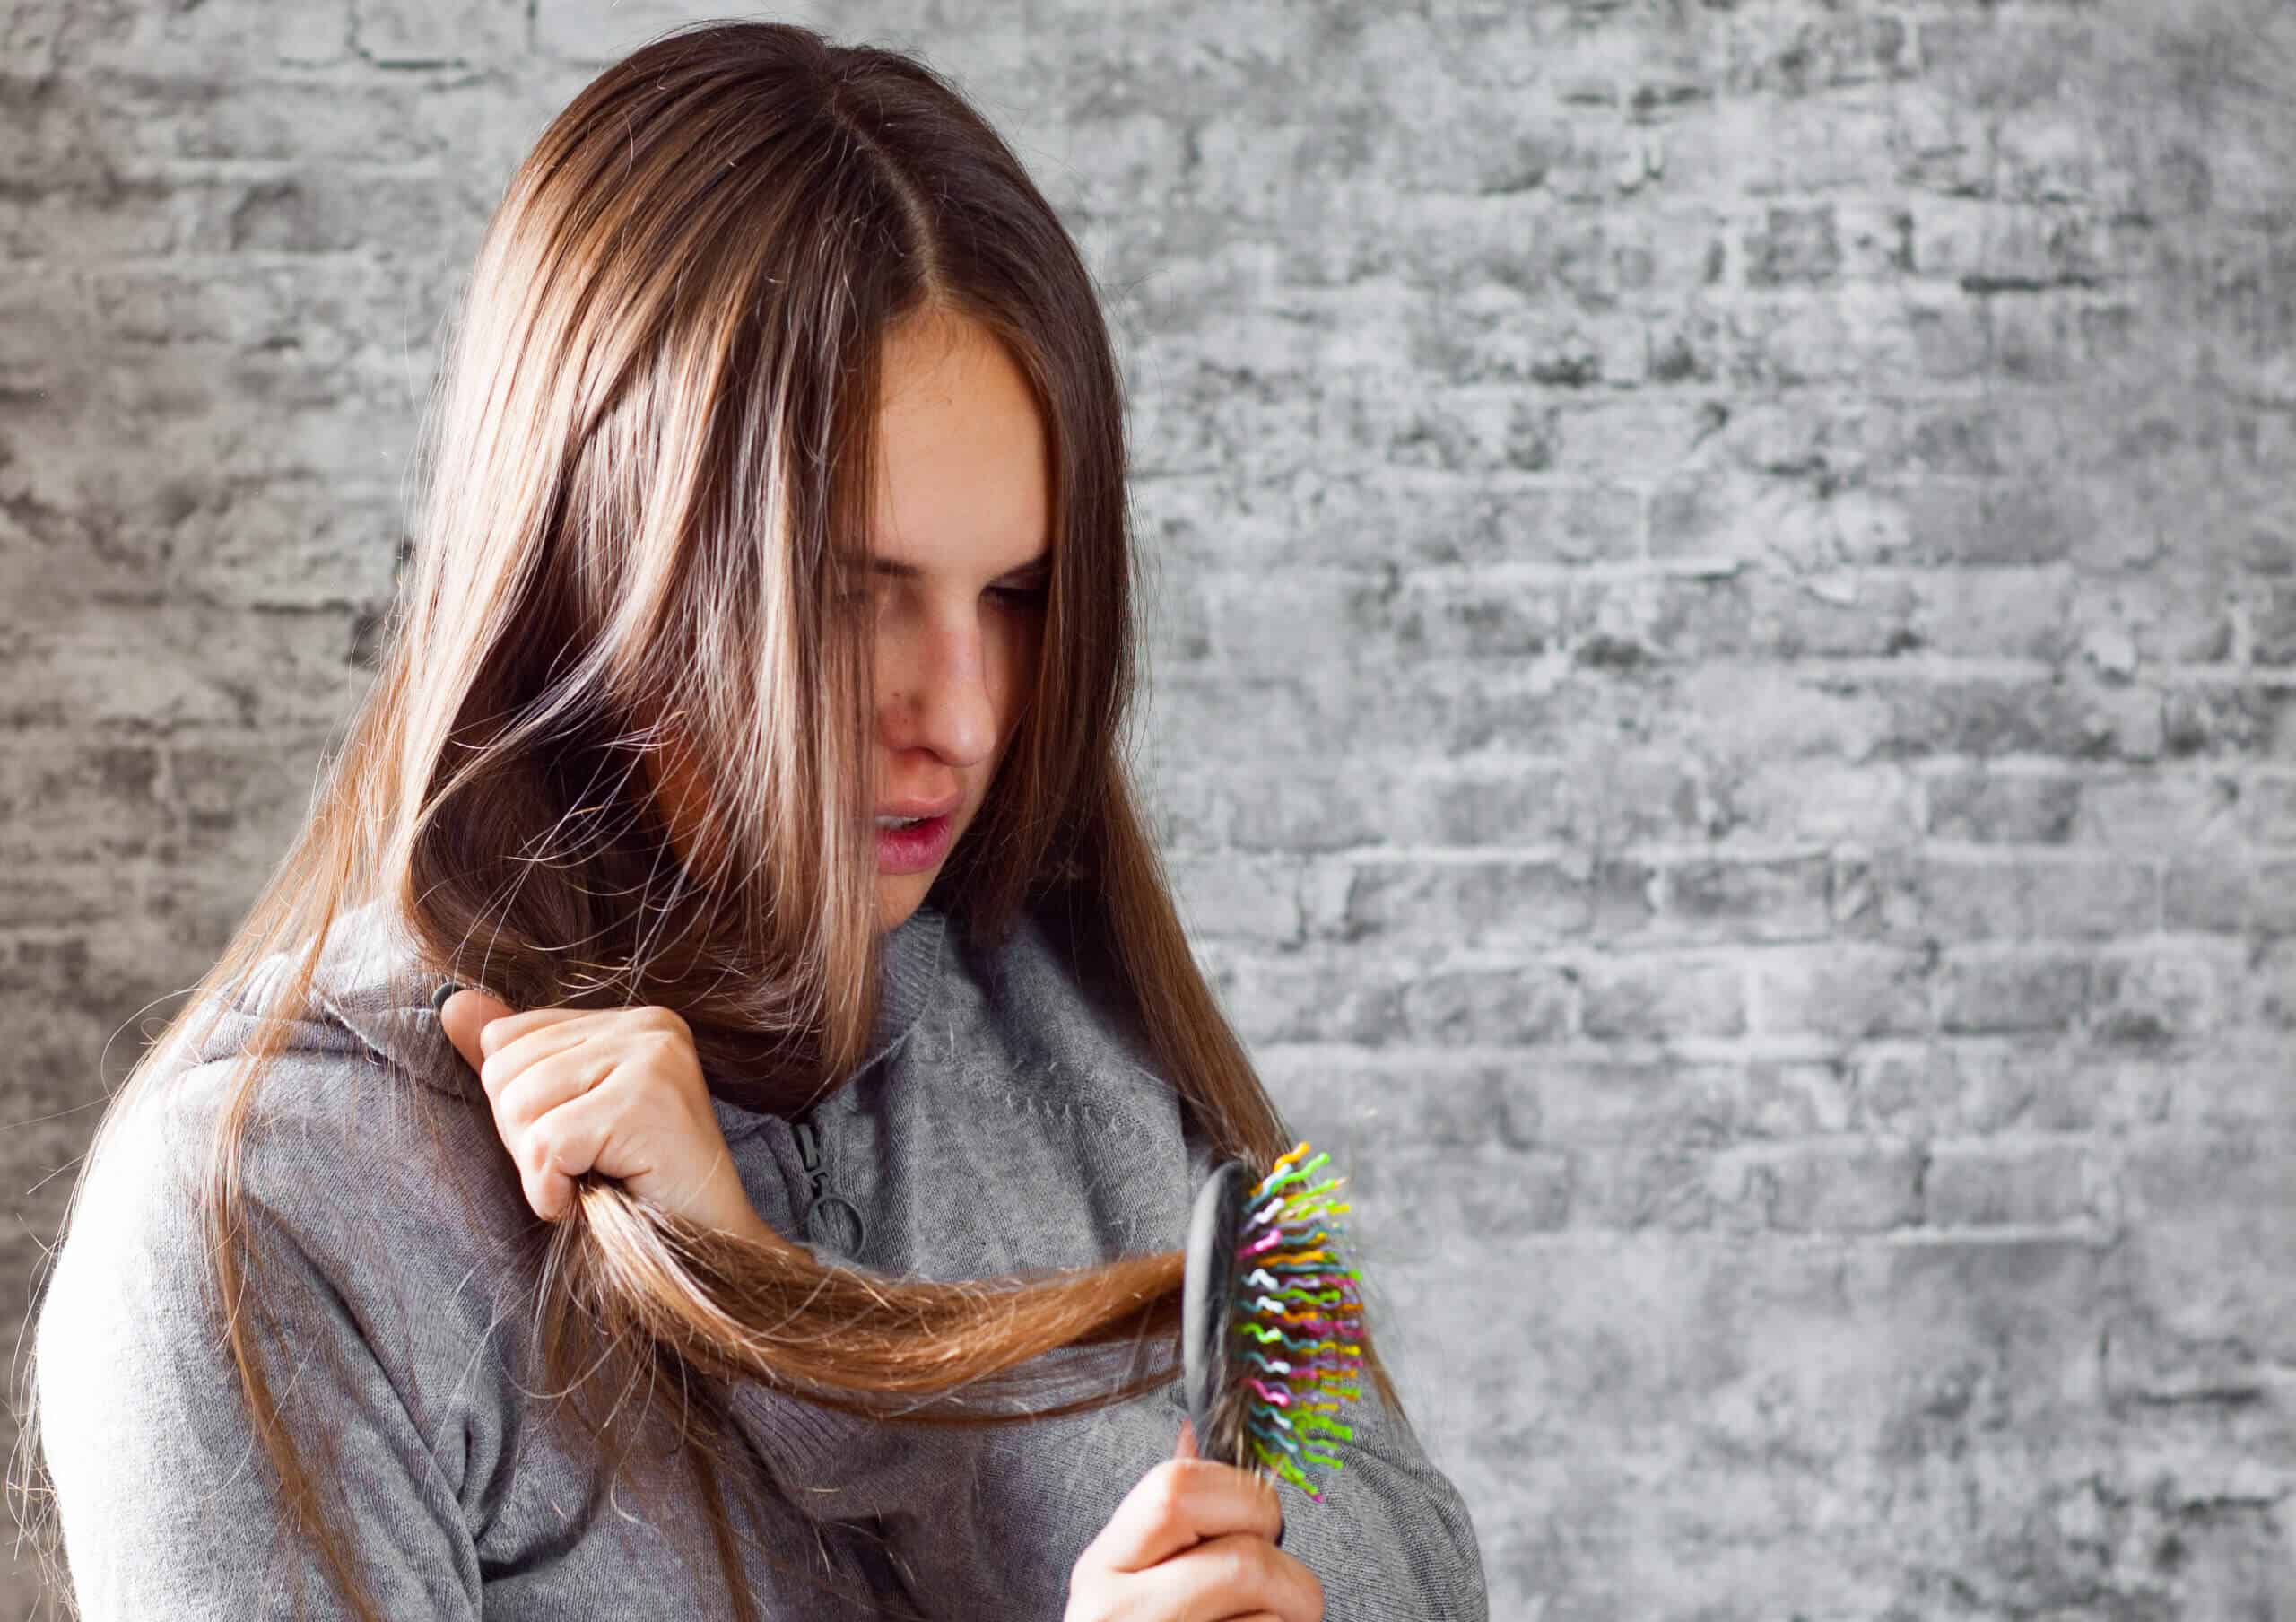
[726,1200,778,1250]
[692,1173,776,1249]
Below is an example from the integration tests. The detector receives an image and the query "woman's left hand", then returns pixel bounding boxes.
[438,987,766,1239]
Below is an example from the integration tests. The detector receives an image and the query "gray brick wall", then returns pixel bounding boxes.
[7,2,2295,1618]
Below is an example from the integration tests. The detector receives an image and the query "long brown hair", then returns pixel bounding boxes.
[20,20,1409,1621]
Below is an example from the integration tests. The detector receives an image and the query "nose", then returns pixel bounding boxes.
[876,602,999,768]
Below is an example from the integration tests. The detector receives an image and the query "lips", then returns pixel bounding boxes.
[874,794,961,821]
[874,809,954,875]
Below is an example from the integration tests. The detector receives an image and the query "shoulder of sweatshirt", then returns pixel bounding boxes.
[101,894,536,1283]
[893,901,1217,1246]
[990,899,1238,1201]
[34,900,548,1524]
[935,899,1208,1152]
[30,903,921,1617]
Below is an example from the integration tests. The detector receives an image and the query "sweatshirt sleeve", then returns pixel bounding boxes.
[31,1056,487,1620]
[1267,1341,1493,1622]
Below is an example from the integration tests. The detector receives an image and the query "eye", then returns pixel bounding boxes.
[989,584,1048,608]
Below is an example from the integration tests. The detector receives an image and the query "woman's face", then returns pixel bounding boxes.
[645,308,1050,933]
[864,308,1051,930]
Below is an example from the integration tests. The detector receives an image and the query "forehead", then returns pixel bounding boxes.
[868,313,1051,567]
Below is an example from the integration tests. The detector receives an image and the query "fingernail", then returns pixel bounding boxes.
[430,980,464,1016]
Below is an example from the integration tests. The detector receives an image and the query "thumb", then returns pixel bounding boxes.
[433,983,516,1075]
[1174,1417,1197,1461]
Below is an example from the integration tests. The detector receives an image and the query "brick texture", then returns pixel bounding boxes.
[7,1,2296,1617]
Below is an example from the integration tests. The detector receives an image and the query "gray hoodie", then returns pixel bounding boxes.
[33,894,1489,1619]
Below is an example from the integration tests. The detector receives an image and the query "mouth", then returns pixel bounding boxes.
[874,809,954,875]
[874,798,960,822]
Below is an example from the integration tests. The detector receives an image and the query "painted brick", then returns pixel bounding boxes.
[1339,858,1596,950]
[1751,943,1934,1040]
[1578,950,1747,1040]
[1926,766,2083,843]
[1921,1138,2105,1228]
[1712,1138,1926,1234]
[2246,773,2296,843]
[1937,950,2094,1033]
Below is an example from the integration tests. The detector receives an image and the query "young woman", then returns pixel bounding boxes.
[23,20,1489,1621]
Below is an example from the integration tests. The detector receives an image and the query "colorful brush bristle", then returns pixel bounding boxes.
[1181,1141,1366,1505]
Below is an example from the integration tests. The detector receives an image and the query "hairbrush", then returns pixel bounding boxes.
[1180,1142,1366,1512]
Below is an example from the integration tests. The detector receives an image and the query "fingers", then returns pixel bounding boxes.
[478,1018,606,1112]
[434,986,540,1076]
[451,1010,622,1222]
[501,1056,625,1220]
[1083,1457,1285,1578]
[1109,1530,1318,1622]
[1171,1422,1283,1547]
[434,987,502,1075]
[436,990,725,1228]
[476,1005,594,1068]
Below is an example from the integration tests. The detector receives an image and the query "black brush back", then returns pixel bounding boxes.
[1180,1158,1253,1470]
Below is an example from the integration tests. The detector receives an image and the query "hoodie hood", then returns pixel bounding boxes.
[198,894,950,1127]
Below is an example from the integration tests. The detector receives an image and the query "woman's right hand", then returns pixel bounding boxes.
[1065,1417,1323,1622]
[437,987,763,1241]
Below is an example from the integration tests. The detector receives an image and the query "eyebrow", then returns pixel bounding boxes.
[870,549,1051,582]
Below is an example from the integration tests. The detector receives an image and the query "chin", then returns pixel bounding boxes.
[874,877,928,933]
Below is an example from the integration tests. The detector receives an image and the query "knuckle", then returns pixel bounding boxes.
[524,1121,563,1176]
[1148,1460,1195,1521]
[1213,1538,1262,1590]
[1062,1564,1118,1622]
[1239,1525,1276,1580]
[660,1028,699,1070]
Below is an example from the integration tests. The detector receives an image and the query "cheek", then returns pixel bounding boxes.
[993,618,1043,729]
